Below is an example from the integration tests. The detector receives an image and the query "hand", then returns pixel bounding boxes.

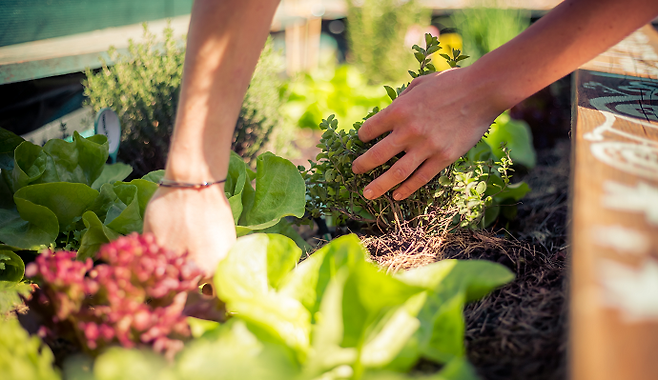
[143,184,236,279]
[351,67,503,200]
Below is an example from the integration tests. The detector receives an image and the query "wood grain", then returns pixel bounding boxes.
[571,24,658,380]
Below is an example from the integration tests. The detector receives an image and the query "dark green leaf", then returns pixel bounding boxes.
[7,141,52,192]
[384,86,397,101]
[0,250,24,282]
[42,131,109,186]
[236,152,305,235]
[0,127,25,171]
[78,211,120,260]
[141,170,165,183]
[0,199,58,249]
[91,163,133,190]
[14,183,99,231]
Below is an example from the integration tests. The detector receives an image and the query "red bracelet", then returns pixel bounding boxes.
[158,179,227,189]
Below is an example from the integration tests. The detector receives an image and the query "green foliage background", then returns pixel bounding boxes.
[347,0,430,84]
[450,5,530,64]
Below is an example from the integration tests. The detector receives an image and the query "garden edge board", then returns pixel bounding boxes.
[570,24,658,380]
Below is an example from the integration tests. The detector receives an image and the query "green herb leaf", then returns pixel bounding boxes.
[384,86,397,101]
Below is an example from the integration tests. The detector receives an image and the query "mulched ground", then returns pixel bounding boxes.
[361,140,571,380]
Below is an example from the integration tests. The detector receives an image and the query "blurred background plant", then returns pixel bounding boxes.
[84,24,287,176]
[281,64,390,131]
[347,0,431,84]
[450,1,530,63]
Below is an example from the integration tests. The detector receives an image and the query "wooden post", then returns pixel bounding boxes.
[570,25,658,380]
[283,0,322,75]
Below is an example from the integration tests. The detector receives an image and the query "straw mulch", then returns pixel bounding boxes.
[362,140,571,380]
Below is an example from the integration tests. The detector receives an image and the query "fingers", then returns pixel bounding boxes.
[352,132,405,175]
[391,156,448,200]
[361,151,426,200]
[357,103,397,143]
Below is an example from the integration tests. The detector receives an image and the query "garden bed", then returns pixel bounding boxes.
[291,82,572,379]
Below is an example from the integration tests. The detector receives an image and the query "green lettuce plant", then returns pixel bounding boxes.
[302,34,530,231]
[63,233,513,380]
[0,318,61,380]
[0,127,306,287]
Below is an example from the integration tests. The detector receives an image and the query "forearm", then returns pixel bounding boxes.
[467,0,658,113]
[166,0,280,182]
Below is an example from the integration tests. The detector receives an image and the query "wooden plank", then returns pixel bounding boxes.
[0,16,191,85]
[0,0,194,47]
[570,25,658,380]
[580,25,658,79]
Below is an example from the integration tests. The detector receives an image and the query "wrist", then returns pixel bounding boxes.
[164,145,230,184]
[450,65,510,135]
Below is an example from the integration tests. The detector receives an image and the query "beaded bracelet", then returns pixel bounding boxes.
[158,178,227,189]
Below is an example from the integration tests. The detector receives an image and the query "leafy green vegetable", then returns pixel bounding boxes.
[0,318,61,380]
[57,233,512,379]
[0,281,32,314]
[77,211,120,260]
[0,250,25,282]
[213,233,512,378]
[176,319,300,380]
[225,151,306,236]
[214,233,310,354]
[0,199,58,250]
[397,260,514,362]
[15,183,99,232]
[91,163,133,191]
[484,112,536,169]
[0,127,25,171]
[91,348,173,380]
[0,126,308,264]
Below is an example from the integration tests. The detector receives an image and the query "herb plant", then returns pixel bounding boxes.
[84,25,287,176]
[302,34,529,232]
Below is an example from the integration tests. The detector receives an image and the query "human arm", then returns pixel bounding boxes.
[143,0,280,277]
[351,0,658,201]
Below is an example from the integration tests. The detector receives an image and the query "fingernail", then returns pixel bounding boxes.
[393,192,402,201]
[363,188,373,199]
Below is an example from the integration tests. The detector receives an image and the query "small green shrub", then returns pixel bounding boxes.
[84,24,286,176]
[302,34,530,232]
